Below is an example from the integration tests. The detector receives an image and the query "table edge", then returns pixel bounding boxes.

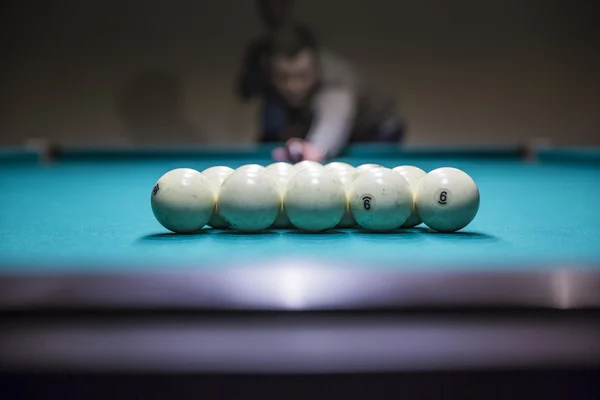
[1,263,599,311]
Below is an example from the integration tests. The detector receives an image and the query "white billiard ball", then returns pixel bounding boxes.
[265,162,297,228]
[236,164,265,172]
[294,160,324,172]
[266,162,297,187]
[285,168,347,232]
[415,167,480,232]
[325,162,355,173]
[392,165,427,228]
[355,163,381,176]
[218,167,281,232]
[150,168,215,233]
[202,166,234,229]
[327,167,357,228]
[350,167,413,232]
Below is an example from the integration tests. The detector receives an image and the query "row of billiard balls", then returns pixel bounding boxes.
[150,161,480,233]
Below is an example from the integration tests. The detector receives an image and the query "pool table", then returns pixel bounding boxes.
[1,144,599,398]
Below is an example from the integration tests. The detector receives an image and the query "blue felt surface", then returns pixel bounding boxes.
[1,153,599,273]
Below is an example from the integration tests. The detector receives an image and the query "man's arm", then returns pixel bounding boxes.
[305,87,357,159]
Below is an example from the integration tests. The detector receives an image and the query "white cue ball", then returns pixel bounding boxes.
[294,160,324,172]
[265,162,297,228]
[218,168,281,232]
[150,168,215,233]
[415,167,480,233]
[392,165,427,228]
[202,166,234,229]
[350,167,413,232]
[285,168,347,232]
[327,168,357,228]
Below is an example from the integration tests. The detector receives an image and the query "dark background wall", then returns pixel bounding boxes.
[1,0,599,147]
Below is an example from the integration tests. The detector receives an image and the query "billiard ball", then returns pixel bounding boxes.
[350,167,413,232]
[324,162,355,173]
[265,162,297,228]
[266,162,296,186]
[218,167,281,232]
[327,167,357,228]
[150,168,215,233]
[202,166,234,229]
[355,163,381,176]
[237,164,265,172]
[294,160,323,172]
[415,167,480,232]
[284,168,346,232]
[392,165,427,228]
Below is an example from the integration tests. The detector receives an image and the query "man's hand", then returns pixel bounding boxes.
[271,138,325,163]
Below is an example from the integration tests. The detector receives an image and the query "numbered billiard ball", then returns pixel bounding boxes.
[285,168,346,232]
[265,162,297,228]
[392,165,427,228]
[150,168,216,233]
[202,166,234,229]
[350,167,413,232]
[218,167,281,232]
[415,167,480,232]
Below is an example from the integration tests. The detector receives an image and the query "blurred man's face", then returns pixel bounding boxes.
[271,49,318,108]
